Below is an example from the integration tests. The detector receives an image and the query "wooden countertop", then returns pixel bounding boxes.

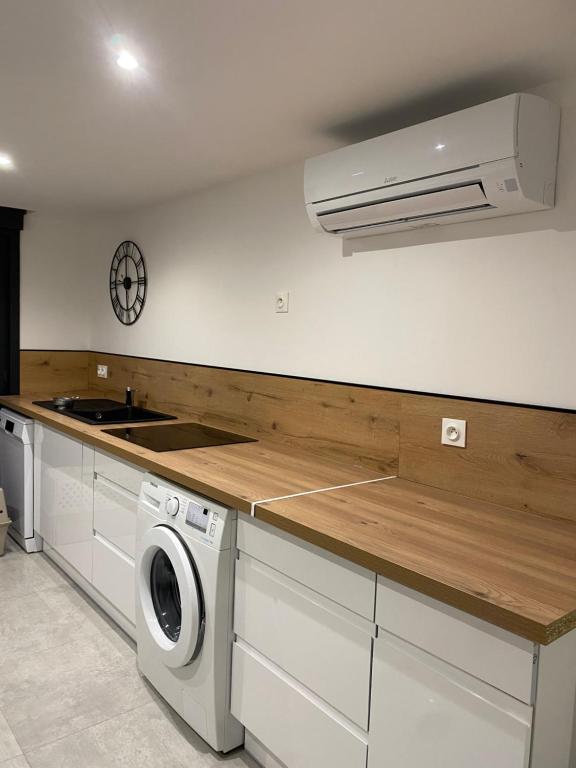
[0,394,386,513]
[255,478,576,644]
[4,393,576,644]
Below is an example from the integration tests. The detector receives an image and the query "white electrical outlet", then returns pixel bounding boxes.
[96,364,108,379]
[275,291,289,313]
[441,418,467,448]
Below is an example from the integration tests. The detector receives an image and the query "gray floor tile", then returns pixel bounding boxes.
[1,539,257,767]
[0,550,65,602]
[0,633,154,752]
[0,711,21,762]
[0,580,115,660]
[26,701,256,768]
[1,536,25,559]
[0,758,30,768]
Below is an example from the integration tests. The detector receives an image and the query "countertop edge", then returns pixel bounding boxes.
[254,502,576,645]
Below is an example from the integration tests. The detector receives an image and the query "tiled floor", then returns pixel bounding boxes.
[0,537,258,768]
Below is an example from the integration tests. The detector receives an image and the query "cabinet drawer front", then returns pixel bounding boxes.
[92,535,135,625]
[237,517,375,620]
[94,477,138,559]
[232,641,367,768]
[235,553,373,728]
[95,450,144,496]
[368,632,532,768]
[376,576,535,703]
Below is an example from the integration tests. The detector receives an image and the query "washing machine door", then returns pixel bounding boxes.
[138,525,204,668]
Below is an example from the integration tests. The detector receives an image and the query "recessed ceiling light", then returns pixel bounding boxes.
[435,143,446,151]
[116,50,139,71]
[0,153,14,170]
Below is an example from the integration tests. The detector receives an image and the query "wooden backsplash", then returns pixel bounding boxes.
[20,350,89,395]
[86,352,400,474]
[19,350,576,520]
[399,394,576,523]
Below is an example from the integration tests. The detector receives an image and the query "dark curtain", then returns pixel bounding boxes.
[0,207,25,394]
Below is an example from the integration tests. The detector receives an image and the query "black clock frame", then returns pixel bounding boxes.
[109,241,147,325]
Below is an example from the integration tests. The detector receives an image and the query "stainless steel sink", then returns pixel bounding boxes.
[33,398,175,426]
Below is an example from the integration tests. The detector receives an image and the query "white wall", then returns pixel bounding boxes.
[20,211,122,350]
[82,76,576,409]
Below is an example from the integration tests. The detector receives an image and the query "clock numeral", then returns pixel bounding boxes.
[112,296,123,321]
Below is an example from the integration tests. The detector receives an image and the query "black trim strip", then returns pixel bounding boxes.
[0,207,26,231]
[1,208,24,393]
[21,348,576,416]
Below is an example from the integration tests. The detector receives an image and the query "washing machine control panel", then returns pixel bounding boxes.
[156,486,232,549]
[185,499,209,532]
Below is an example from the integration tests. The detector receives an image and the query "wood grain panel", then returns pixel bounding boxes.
[255,478,576,644]
[20,350,89,395]
[21,350,576,524]
[399,394,576,522]
[87,353,400,474]
[0,394,386,514]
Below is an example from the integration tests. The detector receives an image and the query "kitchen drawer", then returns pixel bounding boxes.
[92,534,135,625]
[237,517,375,620]
[368,631,532,768]
[376,575,536,703]
[235,553,374,728]
[231,640,367,768]
[94,450,144,496]
[94,476,138,558]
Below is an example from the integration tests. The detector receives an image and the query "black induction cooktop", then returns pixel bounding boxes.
[102,422,257,452]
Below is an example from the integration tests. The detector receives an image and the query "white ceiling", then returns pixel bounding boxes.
[1,0,575,211]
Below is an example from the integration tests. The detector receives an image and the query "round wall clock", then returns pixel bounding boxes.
[109,240,147,325]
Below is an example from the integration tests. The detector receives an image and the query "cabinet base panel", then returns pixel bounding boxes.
[244,731,287,768]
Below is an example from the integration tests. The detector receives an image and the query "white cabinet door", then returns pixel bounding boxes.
[232,640,367,768]
[237,517,375,620]
[93,476,138,559]
[92,534,136,624]
[235,552,374,728]
[376,576,535,703]
[94,450,143,497]
[34,424,94,580]
[368,631,532,768]
[92,470,140,625]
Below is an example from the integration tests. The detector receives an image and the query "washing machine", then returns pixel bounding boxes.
[136,473,244,753]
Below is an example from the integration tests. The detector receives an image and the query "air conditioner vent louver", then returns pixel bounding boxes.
[304,94,560,238]
[318,183,490,233]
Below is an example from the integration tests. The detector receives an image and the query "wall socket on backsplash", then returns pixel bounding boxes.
[441,418,466,448]
[96,364,108,379]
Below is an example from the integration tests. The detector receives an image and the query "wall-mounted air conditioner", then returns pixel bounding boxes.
[304,94,560,238]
